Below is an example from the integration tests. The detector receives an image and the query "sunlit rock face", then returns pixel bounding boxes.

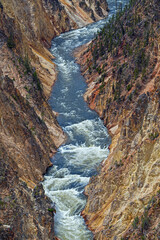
[0,34,65,239]
[0,0,108,97]
[0,0,109,239]
[76,0,160,239]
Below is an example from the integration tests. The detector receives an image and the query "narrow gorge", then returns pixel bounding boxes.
[0,0,160,240]
[0,0,108,239]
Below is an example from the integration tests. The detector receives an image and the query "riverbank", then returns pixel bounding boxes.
[0,0,109,239]
[75,0,160,239]
[42,20,112,240]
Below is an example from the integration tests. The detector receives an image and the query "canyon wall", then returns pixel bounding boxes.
[0,29,65,240]
[0,0,108,97]
[0,0,108,239]
[76,0,160,239]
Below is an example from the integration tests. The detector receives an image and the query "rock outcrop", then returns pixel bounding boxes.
[0,0,108,97]
[0,0,108,239]
[76,0,160,239]
[0,32,65,239]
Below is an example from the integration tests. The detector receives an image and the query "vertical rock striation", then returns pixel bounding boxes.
[0,0,109,239]
[0,0,108,97]
[76,0,160,239]
[0,33,65,239]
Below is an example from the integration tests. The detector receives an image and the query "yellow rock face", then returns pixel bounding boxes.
[76,0,160,238]
[0,0,108,98]
[0,1,109,239]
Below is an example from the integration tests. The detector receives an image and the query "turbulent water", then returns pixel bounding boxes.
[43,1,129,239]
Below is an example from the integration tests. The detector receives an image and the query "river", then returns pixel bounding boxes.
[43,1,129,239]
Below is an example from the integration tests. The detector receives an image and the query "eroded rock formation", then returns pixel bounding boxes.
[76,0,160,239]
[0,32,65,239]
[0,0,108,239]
[0,0,108,97]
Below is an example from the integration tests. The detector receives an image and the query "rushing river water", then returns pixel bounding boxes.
[43,1,129,239]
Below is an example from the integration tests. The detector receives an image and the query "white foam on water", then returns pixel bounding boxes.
[44,174,89,191]
[43,1,129,239]
[43,183,93,240]
[43,120,109,239]
[60,144,108,169]
[54,213,92,240]
[59,101,67,108]
[54,215,92,240]
[61,86,69,94]
[60,110,79,124]
[64,118,109,146]
[43,118,109,238]
[77,89,83,98]
[60,110,76,117]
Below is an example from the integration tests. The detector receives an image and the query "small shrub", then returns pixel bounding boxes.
[134,67,139,79]
[128,93,132,101]
[23,56,31,73]
[24,86,30,92]
[48,208,56,213]
[96,66,101,75]
[149,132,159,140]
[32,71,38,81]
[33,71,41,90]
[7,34,15,49]
[12,95,18,101]
[0,200,4,205]
[0,200,6,210]
[99,83,105,92]
[18,57,23,64]
[126,84,132,91]
[88,66,92,74]
[132,216,139,229]
[141,216,149,230]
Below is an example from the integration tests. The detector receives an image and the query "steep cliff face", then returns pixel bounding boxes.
[76,0,160,239]
[59,0,108,25]
[0,0,108,97]
[0,32,65,239]
[0,1,108,239]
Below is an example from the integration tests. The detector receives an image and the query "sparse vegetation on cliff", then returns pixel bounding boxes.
[76,0,160,239]
[123,192,160,239]
[0,13,65,240]
[0,0,109,238]
[86,0,159,108]
[7,34,15,49]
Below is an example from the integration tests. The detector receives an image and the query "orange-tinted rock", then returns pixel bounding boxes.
[0,0,109,238]
[76,0,160,239]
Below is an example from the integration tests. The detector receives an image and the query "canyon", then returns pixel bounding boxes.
[76,0,160,239]
[0,0,159,239]
[0,0,108,239]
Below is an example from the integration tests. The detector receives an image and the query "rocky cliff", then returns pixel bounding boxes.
[76,0,160,239]
[0,32,66,239]
[0,0,108,97]
[0,0,108,239]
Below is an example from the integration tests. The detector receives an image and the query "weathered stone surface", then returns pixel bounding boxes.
[0,0,109,239]
[0,38,65,238]
[0,0,108,98]
[76,0,160,239]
